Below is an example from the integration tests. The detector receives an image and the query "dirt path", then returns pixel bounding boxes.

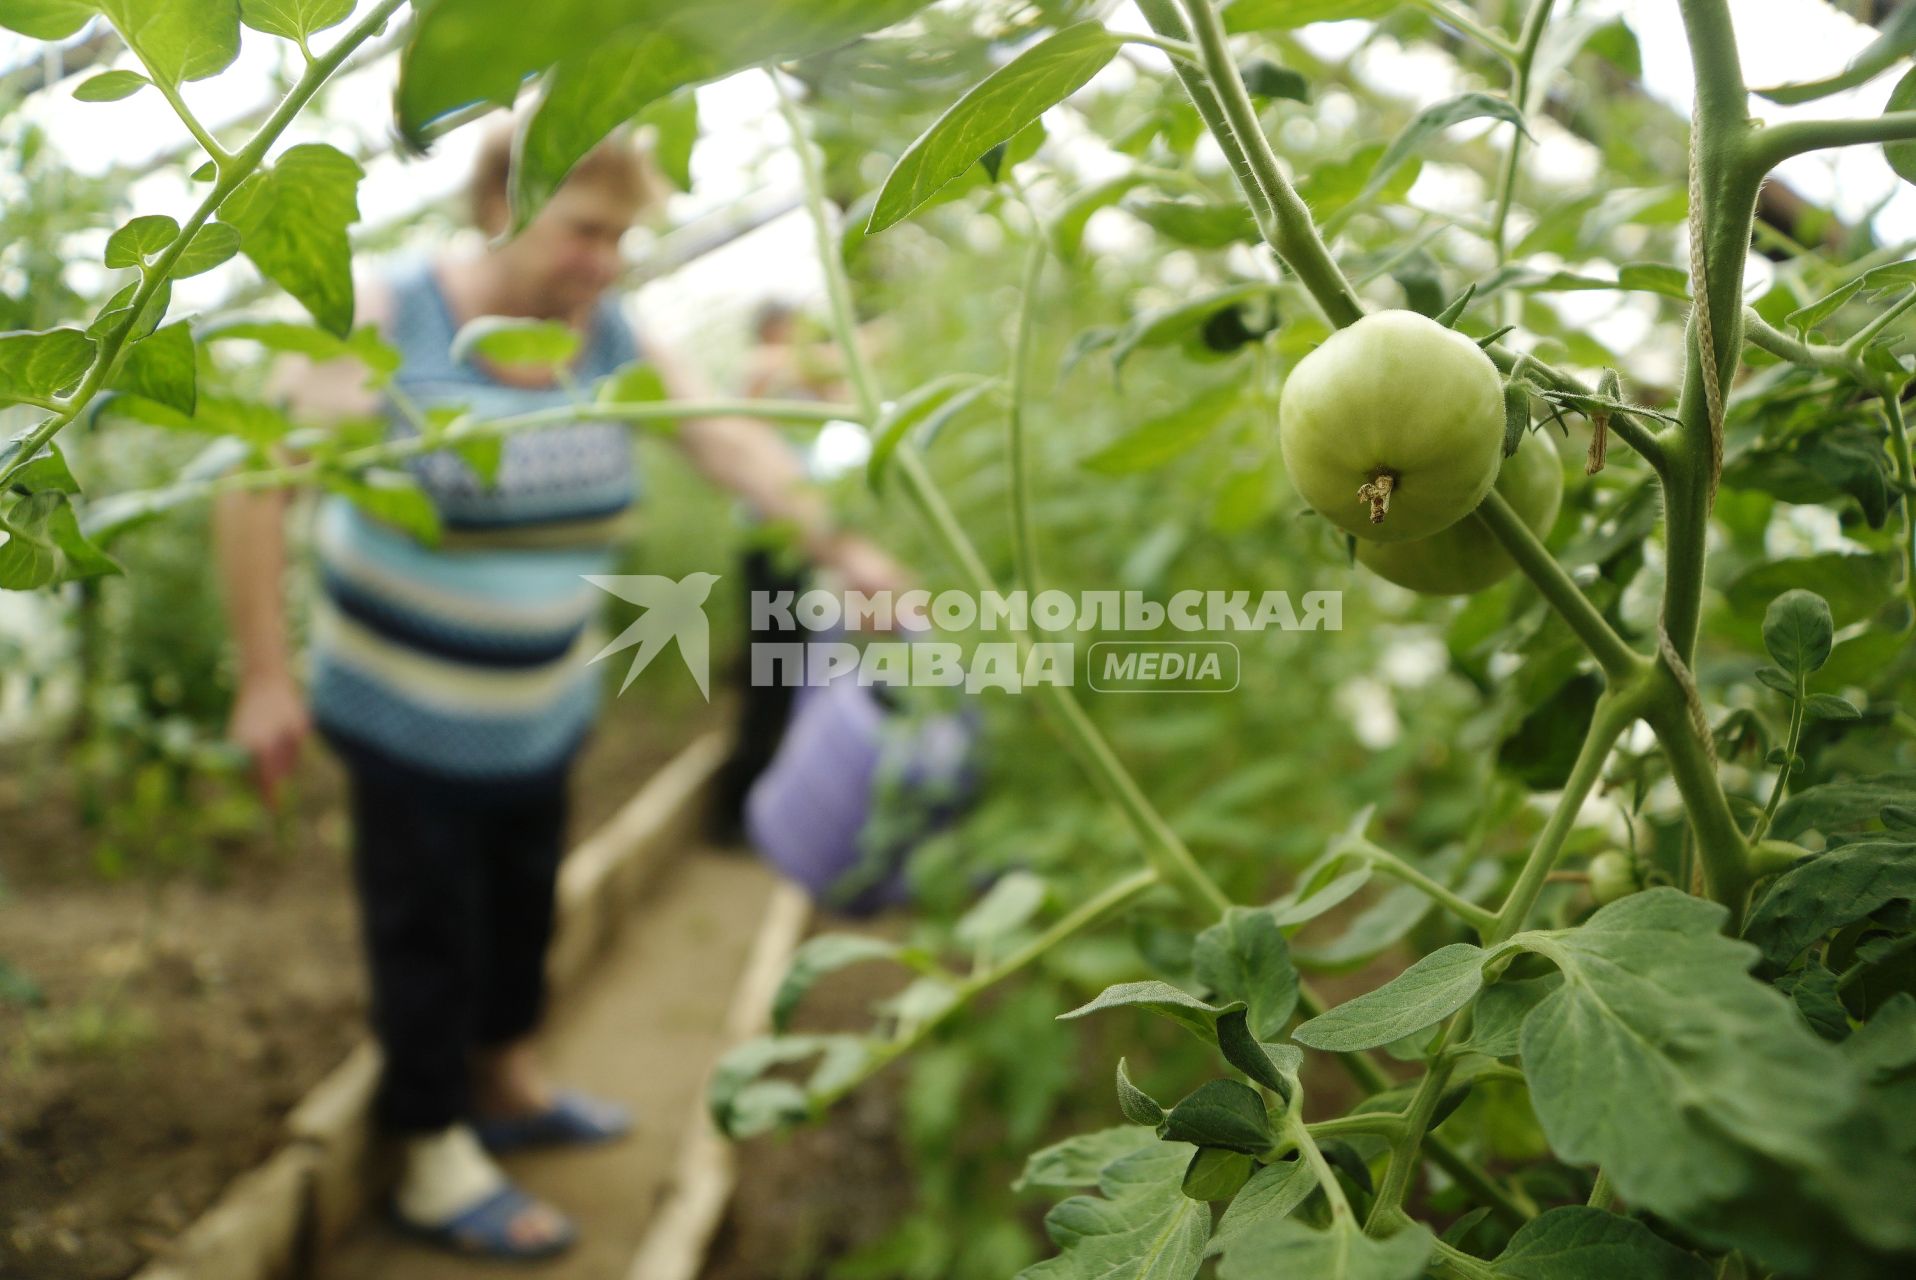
[314,846,781,1280]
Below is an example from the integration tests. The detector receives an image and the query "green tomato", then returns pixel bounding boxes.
[1278,309,1506,542]
[1588,850,1638,905]
[1356,427,1564,595]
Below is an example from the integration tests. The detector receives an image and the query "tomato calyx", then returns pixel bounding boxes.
[1358,469,1398,525]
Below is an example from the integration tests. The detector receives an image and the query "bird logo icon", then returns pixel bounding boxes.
[582,572,721,699]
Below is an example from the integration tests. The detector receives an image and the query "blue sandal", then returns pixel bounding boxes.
[475,1089,633,1154]
[391,1183,576,1260]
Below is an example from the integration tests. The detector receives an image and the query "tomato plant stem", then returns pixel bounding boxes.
[1338,837,1498,934]
[1005,232,1048,598]
[1492,690,1640,941]
[1474,490,1644,683]
[1886,392,1916,623]
[1750,110,1916,170]
[1160,0,1366,327]
[1488,0,1558,273]
[1411,0,1522,64]
[780,67,1234,919]
[1288,1106,1358,1225]
[807,866,1164,1112]
[1662,0,1758,663]
[1294,983,1532,1228]
[1646,692,1754,925]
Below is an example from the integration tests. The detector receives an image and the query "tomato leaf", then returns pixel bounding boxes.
[1194,908,1297,1039]
[1754,5,1916,104]
[1744,840,1916,970]
[239,0,354,43]
[1487,1206,1709,1279]
[0,0,97,40]
[1081,381,1239,475]
[1514,889,1916,1269]
[1216,1217,1432,1280]
[73,70,152,102]
[869,22,1120,233]
[1358,92,1529,208]
[1014,1126,1158,1193]
[111,321,197,415]
[0,328,95,404]
[1761,588,1833,680]
[97,0,241,87]
[1292,942,1492,1052]
[220,143,364,336]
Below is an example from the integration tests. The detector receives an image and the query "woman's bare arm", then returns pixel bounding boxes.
[214,279,391,801]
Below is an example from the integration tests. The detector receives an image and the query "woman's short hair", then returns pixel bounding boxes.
[468,121,665,229]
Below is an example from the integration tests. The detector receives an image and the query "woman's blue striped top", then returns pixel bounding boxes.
[307,257,640,789]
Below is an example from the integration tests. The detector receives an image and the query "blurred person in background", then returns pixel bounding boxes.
[213,123,904,1259]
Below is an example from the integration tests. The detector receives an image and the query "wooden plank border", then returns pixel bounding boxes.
[129,728,732,1280]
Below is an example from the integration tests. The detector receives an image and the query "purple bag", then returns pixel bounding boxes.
[744,649,979,915]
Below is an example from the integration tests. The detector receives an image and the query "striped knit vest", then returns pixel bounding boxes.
[307,257,640,791]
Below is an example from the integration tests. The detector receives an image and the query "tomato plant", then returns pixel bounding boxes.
[4,2,1916,1279]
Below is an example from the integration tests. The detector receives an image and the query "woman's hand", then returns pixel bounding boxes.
[814,530,913,603]
[227,671,310,807]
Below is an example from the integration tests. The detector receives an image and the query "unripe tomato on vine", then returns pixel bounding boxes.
[1278,309,1506,542]
[1587,850,1639,905]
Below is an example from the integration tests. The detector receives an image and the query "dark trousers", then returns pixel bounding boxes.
[345,764,568,1133]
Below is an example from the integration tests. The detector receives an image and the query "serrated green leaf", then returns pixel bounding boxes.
[1216,1217,1431,1280]
[1515,889,1916,1267]
[1240,57,1308,101]
[0,328,94,404]
[173,222,242,278]
[1773,772,1916,841]
[1116,1057,1167,1127]
[1194,908,1297,1040]
[1015,1126,1158,1193]
[1805,693,1862,721]
[1744,840,1916,971]
[112,321,197,415]
[1157,1079,1272,1154]
[98,0,241,87]
[1207,1158,1314,1257]
[1122,198,1259,249]
[1182,1148,1253,1202]
[1488,1206,1709,1279]
[239,0,353,43]
[1888,68,1916,185]
[1293,943,1490,1051]
[221,142,363,336]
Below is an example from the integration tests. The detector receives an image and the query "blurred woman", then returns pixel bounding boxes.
[214,123,901,1259]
